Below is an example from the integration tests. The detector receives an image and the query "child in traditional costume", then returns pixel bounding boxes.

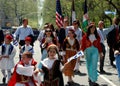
[0,34,16,83]
[8,51,38,86]
[19,36,34,60]
[62,28,80,85]
[37,44,64,86]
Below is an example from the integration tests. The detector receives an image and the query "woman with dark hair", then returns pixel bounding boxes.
[40,28,57,61]
[63,28,79,85]
[81,23,103,86]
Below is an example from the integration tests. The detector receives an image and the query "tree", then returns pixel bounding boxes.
[0,0,38,27]
[43,0,120,28]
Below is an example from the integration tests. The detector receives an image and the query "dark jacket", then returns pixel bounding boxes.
[107,25,120,48]
[0,30,4,45]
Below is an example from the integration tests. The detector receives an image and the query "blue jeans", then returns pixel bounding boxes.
[115,54,120,78]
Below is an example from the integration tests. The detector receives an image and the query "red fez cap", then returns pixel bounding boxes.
[5,34,13,40]
[25,37,32,42]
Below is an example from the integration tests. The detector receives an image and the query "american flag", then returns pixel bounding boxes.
[56,0,63,28]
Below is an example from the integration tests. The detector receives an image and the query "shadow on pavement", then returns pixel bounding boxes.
[0,84,7,86]
[100,84,108,86]
[73,82,88,86]
[100,72,112,75]
[65,82,87,86]
[74,72,87,76]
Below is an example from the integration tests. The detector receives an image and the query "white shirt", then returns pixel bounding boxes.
[89,34,96,43]
[21,44,34,54]
[97,27,114,44]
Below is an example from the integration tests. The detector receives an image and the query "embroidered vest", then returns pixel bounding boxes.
[1,44,13,55]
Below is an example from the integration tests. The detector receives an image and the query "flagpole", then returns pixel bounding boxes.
[71,0,76,25]
[82,0,89,32]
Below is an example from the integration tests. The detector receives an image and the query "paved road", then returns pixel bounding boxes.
[0,41,120,86]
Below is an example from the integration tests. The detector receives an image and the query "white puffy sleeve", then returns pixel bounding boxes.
[16,64,34,76]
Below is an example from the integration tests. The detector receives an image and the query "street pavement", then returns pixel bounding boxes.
[0,40,120,86]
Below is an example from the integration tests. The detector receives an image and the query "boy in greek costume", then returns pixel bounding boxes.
[19,36,34,61]
[8,51,38,86]
[0,34,16,83]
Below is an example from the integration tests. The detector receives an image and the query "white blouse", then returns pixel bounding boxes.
[68,37,75,46]
[89,34,96,43]
[41,58,56,69]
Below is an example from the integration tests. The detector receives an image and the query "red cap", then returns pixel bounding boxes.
[5,34,13,40]
[25,37,32,42]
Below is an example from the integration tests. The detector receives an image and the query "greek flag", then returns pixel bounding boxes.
[12,34,18,46]
[67,51,84,62]
[13,39,18,46]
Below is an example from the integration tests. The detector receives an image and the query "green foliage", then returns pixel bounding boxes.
[0,0,38,28]
[0,0,120,28]
[42,0,120,28]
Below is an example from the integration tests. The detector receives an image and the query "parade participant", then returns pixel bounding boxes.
[8,51,38,86]
[37,44,64,86]
[40,28,57,60]
[0,34,16,83]
[14,18,34,47]
[114,40,120,81]
[37,23,49,45]
[97,21,114,73]
[63,28,80,85]
[81,23,103,86]
[72,19,82,73]
[20,36,34,60]
[63,17,70,36]
[0,29,4,46]
[56,17,69,49]
[107,17,120,67]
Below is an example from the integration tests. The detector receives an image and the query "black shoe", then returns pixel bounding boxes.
[2,77,6,84]
[74,70,81,74]
[89,81,99,86]
[88,78,91,82]
[100,70,106,74]
[67,81,74,86]
[92,82,99,86]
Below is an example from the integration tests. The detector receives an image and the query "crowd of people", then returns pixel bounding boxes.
[0,17,120,86]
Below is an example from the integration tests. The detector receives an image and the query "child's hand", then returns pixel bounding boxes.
[34,68,40,76]
[100,52,104,58]
[114,50,119,55]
